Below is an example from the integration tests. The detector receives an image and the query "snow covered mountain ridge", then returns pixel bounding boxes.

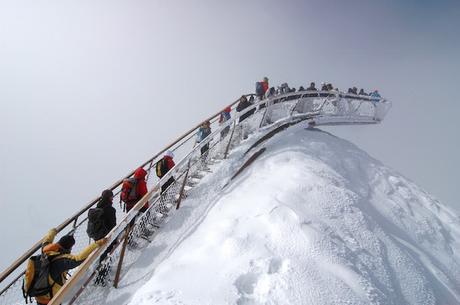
[124,124,460,305]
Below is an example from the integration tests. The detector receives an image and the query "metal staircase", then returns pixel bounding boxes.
[0,89,391,305]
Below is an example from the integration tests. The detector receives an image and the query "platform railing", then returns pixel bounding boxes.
[0,89,390,305]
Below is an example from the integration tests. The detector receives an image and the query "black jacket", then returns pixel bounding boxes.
[236,99,255,123]
[96,198,117,233]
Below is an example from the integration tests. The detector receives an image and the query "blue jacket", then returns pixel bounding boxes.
[220,111,231,123]
[196,126,211,143]
[370,91,381,99]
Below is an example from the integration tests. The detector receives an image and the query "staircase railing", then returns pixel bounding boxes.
[0,90,390,305]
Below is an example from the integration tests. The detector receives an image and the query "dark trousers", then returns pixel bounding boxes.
[200,143,209,156]
[99,239,117,263]
[161,177,175,194]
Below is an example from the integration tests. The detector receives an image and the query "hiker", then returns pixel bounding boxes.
[279,83,289,94]
[121,167,153,240]
[121,167,149,213]
[219,106,232,139]
[267,87,276,98]
[370,90,381,100]
[87,189,116,263]
[255,77,269,100]
[86,189,117,285]
[255,77,269,99]
[261,77,269,97]
[26,228,106,305]
[87,189,116,242]
[305,82,318,97]
[157,150,176,194]
[306,82,317,91]
[236,95,255,123]
[321,82,328,91]
[327,83,334,91]
[196,120,212,156]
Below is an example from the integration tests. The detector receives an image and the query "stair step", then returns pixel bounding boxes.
[186,181,198,187]
[190,172,205,179]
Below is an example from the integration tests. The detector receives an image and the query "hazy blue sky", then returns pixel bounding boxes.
[0,0,459,270]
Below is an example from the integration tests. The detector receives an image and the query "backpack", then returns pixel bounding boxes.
[120,178,138,203]
[255,82,264,96]
[23,253,58,299]
[86,208,108,240]
[156,158,169,178]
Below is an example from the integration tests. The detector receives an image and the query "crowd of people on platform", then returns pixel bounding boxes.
[253,77,382,101]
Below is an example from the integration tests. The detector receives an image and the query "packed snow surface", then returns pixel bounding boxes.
[97,124,460,305]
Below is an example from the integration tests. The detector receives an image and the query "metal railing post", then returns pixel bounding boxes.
[113,225,133,288]
[224,121,237,159]
[176,159,192,210]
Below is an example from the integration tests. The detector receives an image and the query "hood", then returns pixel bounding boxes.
[134,167,147,179]
[164,155,173,162]
[165,150,174,159]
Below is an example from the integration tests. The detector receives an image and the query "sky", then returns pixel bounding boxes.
[0,0,459,271]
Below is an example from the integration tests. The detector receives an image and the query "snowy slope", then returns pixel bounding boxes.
[92,123,460,305]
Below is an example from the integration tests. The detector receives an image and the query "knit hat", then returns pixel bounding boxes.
[58,234,76,250]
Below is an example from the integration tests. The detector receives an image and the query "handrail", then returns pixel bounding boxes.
[0,94,250,286]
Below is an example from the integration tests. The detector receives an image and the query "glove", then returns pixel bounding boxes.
[96,238,108,247]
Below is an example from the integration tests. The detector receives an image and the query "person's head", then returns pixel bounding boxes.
[98,189,114,208]
[165,150,174,159]
[224,106,231,113]
[101,189,113,202]
[310,82,315,87]
[58,234,75,252]
[263,77,269,83]
[249,95,254,102]
[240,95,247,102]
[203,120,210,128]
[134,167,147,180]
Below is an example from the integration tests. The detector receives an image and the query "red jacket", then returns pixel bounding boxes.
[164,156,175,171]
[262,81,269,93]
[127,168,149,211]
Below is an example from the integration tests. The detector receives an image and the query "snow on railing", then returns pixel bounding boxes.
[0,89,390,305]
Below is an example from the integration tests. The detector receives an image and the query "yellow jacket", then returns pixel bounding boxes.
[34,229,99,304]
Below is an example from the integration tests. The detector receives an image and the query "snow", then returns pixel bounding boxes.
[89,123,460,305]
